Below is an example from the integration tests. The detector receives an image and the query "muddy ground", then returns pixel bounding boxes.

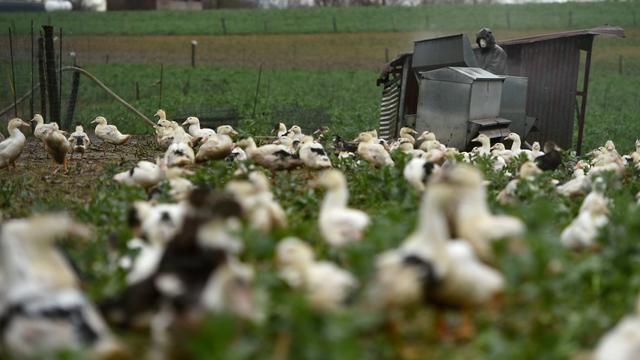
[0,133,160,211]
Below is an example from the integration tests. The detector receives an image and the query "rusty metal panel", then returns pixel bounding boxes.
[500,37,583,148]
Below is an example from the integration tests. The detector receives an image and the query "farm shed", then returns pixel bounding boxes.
[379,26,625,153]
[498,26,625,153]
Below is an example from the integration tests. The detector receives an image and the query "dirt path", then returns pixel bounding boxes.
[0,134,160,212]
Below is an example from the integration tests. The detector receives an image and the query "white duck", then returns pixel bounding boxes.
[314,169,370,248]
[195,125,237,163]
[164,141,195,167]
[286,125,305,142]
[31,114,59,141]
[560,177,609,250]
[497,162,541,204]
[594,296,640,360]
[237,137,300,171]
[440,164,525,262]
[372,169,504,337]
[531,141,544,159]
[0,118,29,171]
[0,214,125,358]
[471,133,491,156]
[181,116,216,141]
[299,135,332,170]
[114,158,166,192]
[556,160,591,197]
[403,154,438,193]
[68,124,91,159]
[504,132,533,160]
[356,132,394,167]
[91,116,131,151]
[225,171,287,232]
[276,237,358,311]
[273,122,288,139]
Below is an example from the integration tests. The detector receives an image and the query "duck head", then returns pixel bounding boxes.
[519,161,542,179]
[91,116,108,126]
[471,133,490,146]
[312,169,346,190]
[30,113,44,129]
[276,237,315,270]
[8,118,29,131]
[154,109,167,120]
[216,125,238,136]
[182,116,200,127]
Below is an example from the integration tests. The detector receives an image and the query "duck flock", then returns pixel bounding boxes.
[1,110,640,358]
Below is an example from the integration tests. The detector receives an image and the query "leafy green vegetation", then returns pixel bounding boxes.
[1,2,638,36]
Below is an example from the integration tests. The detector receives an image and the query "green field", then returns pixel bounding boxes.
[1,2,639,36]
[1,2,640,359]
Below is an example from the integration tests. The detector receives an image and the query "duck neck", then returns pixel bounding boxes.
[322,184,348,210]
[189,123,201,134]
[244,139,257,156]
[9,126,24,139]
[481,140,491,152]
[510,137,521,152]
[416,195,449,251]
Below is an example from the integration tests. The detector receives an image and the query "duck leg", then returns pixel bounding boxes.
[434,310,450,339]
[62,156,68,174]
[455,307,475,340]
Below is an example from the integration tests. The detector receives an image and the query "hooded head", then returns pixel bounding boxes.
[476,27,496,51]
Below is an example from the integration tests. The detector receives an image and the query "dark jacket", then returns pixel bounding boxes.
[475,28,507,75]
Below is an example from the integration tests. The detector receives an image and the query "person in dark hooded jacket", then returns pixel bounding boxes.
[475,28,507,75]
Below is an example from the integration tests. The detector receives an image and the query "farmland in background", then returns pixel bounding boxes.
[0,2,638,35]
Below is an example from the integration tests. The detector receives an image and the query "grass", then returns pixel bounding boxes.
[3,145,640,358]
[0,2,638,36]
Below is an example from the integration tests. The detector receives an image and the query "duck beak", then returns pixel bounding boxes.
[181,120,189,126]
[471,136,480,143]
[411,129,418,135]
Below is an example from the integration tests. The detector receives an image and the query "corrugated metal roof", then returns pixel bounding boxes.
[499,26,625,46]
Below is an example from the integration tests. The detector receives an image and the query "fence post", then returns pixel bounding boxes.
[8,28,18,118]
[506,11,511,29]
[221,17,227,35]
[64,54,80,130]
[252,64,263,119]
[424,14,429,29]
[332,16,337,32]
[191,40,197,68]
[59,28,63,119]
[385,48,389,63]
[158,64,164,109]
[30,19,34,118]
[618,55,623,75]
[568,11,573,27]
[37,36,47,119]
[263,20,268,33]
[43,25,60,125]
[135,81,140,101]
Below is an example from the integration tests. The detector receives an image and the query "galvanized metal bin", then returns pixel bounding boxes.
[416,67,508,150]
[412,34,479,73]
